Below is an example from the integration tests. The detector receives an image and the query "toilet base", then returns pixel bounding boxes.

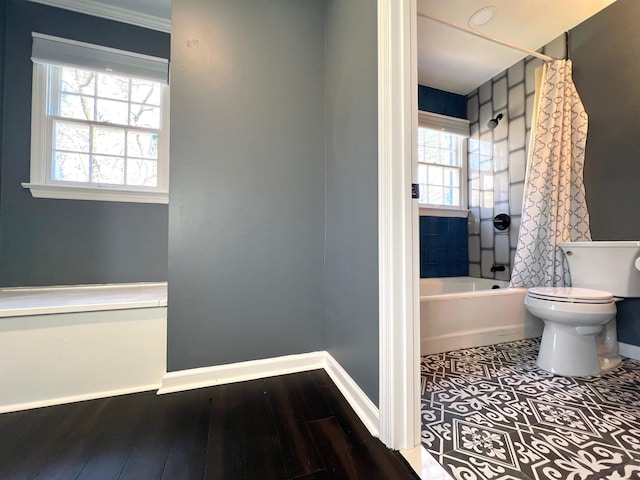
[597,318,622,372]
[598,353,622,373]
[537,323,602,376]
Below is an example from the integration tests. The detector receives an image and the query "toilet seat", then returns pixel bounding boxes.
[527,287,614,304]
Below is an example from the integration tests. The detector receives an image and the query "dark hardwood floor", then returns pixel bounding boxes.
[0,370,418,479]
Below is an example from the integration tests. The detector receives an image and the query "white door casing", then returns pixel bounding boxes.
[377,0,420,450]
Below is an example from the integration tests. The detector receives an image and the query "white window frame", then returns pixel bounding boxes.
[417,110,469,218]
[25,33,170,204]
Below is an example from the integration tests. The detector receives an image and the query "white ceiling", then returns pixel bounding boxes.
[417,0,617,95]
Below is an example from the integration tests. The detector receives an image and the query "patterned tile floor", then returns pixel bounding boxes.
[420,338,640,480]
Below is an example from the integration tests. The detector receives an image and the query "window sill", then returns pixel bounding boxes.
[22,183,169,204]
[419,206,469,218]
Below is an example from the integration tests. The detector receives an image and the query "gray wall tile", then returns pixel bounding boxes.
[479,81,492,104]
[492,77,508,111]
[481,249,495,277]
[508,83,526,118]
[508,61,524,87]
[508,116,526,152]
[468,93,479,123]
[480,220,494,248]
[510,183,524,216]
[510,148,527,184]
[468,235,481,262]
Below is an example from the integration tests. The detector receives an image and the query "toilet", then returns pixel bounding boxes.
[524,241,640,377]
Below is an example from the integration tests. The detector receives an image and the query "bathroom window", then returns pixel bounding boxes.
[26,33,170,203]
[417,111,469,217]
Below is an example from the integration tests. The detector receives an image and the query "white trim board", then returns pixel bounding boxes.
[619,342,640,361]
[27,0,171,33]
[377,0,420,451]
[158,351,380,438]
[324,353,380,437]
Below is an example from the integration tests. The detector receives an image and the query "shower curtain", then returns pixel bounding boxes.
[510,60,591,288]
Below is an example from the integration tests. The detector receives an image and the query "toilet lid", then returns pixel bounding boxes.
[528,287,614,304]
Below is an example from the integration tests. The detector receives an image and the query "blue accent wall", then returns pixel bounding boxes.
[418,85,467,119]
[420,216,469,278]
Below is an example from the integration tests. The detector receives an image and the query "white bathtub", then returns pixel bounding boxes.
[0,283,167,413]
[420,276,543,355]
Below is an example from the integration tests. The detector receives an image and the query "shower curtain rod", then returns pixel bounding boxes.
[418,13,561,62]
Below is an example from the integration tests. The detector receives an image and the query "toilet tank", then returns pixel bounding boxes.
[559,241,640,297]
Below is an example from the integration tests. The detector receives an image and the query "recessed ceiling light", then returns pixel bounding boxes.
[468,6,498,28]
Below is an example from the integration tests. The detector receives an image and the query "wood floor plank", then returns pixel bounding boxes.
[0,398,110,479]
[308,369,334,390]
[160,389,211,480]
[240,379,288,479]
[243,436,287,480]
[119,395,185,480]
[286,371,333,422]
[202,405,245,480]
[314,383,374,448]
[75,393,153,480]
[118,393,189,480]
[239,378,277,438]
[307,416,361,479]
[264,375,324,478]
[310,371,419,479]
[290,470,331,480]
[209,380,246,409]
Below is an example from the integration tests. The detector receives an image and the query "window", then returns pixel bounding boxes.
[417,111,469,216]
[25,33,169,203]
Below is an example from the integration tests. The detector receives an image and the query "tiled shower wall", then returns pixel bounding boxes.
[420,217,469,278]
[466,35,566,281]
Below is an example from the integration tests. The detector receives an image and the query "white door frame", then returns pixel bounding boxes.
[377,0,420,450]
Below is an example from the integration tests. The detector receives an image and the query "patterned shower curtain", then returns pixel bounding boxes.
[510,60,591,288]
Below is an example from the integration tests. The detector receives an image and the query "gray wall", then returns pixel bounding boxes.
[570,0,640,241]
[168,0,380,404]
[569,0,640,346]
[168,0,327,370]
[324,0,379,405]
[1,0,169,286]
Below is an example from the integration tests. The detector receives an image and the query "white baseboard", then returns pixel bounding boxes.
[0,384,159,414]
[324,353,380,438]
[619,342,640,361]
[158,351,326,394]
[158,350,380,438]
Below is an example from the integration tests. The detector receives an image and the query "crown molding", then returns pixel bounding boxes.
[28,0,171,33]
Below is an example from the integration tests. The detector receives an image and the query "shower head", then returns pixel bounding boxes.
[487,113,503,130]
